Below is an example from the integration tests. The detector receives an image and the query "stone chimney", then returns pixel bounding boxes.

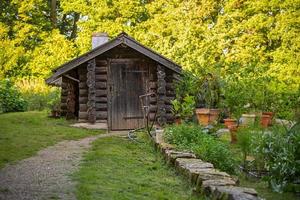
[92,32,109,49]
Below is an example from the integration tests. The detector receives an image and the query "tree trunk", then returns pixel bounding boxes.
[50,0,57,28]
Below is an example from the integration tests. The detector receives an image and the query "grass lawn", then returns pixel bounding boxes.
[0,111,103,168]
[73,134,202,200]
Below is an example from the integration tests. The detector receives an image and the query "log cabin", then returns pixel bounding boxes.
[46,32,181,130]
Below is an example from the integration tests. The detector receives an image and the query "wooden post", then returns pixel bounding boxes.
[157,65,167,126]
[87,59,96,123]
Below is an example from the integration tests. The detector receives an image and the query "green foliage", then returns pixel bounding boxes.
[0,0,299,120]
[236,126,259,169]
[236,124,300,193]
[171,95,195,120]
[15,78,61,111]
[252,125,300,192]
[0,79,27,113]
[196,73,222,108]
[164,123,237,174]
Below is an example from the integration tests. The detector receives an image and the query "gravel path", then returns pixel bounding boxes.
[0,132,128,200]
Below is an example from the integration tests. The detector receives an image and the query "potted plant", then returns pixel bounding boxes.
[171,99,182,124]
[222,80,245,128]
[195,73,221,126]
[171,95,195,124]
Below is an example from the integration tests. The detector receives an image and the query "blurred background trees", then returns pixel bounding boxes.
[0,0,299,118]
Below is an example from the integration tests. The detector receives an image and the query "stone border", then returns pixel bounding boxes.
[152,129,261,200]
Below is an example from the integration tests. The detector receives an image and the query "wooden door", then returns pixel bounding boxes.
[109,60,149,130]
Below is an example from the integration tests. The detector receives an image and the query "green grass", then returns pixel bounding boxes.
[74,134,202,200]
[0,111,104,168]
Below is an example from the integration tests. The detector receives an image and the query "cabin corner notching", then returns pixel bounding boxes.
[46,32,181,130]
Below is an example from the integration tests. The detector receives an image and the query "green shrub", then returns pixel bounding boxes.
[164,123,237,174]
[15,78,60,111]
[250,124,300,192]
[0,79,27,113]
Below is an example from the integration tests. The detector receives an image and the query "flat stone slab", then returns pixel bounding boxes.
[70,122,107,130]
[212,186,259,200]
[158,142,175,153]
[201,179,237,194]
[175,158,214,184]
[164,150,196,164]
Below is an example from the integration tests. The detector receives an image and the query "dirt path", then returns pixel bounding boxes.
[0,132,128,200]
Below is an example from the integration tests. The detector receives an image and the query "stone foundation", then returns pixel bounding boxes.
[152,129,261,200]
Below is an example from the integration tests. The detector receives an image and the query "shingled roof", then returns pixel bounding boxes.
[46,32,182,84]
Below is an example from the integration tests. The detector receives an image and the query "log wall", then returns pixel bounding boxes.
[148,66,177,123]
[78,59,108,122]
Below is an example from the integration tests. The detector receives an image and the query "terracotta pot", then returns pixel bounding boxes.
[262,111,274,118]
[195,108,210,126]
[241,114,256,126]
[209,109,221,124]
[175,118,182,125]
[262,112,274,125]
[224,118,237,128]
[261,115,271,128]
[229,124,238,144]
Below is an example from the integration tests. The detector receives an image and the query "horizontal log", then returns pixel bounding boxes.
[148,82,174,90]
[96,103,107,111]
[78,111,88,119]
[96,97,108,103]
[96,90,107,97]
[149,105,173,112]
[79,89,88,96]
[95,82,107,89]
[95,67,107,74]
[79,111,106,120]
[79,97,88,104]
[96,60,108,65]
[149,96,157,104]
[95,75,107,81]
[96,111,108,119]
[79,104,87,111]
[149,113,174,121]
